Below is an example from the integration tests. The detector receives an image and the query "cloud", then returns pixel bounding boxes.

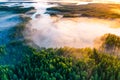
[25,16,120,48]
[22,0,120,48]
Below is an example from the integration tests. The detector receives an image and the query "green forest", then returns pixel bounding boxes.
[0,33,120,80]
[0,2,120,80]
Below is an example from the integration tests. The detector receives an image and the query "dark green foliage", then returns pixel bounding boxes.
[0,13,31,65]
[0,6,34,13]
[8,16,31,39]
[0,3,120,80]
[0,45,6,55]
[0,47,120,80]
[47,3,120,19]
[104,34,120,49]
[95,33,120,55]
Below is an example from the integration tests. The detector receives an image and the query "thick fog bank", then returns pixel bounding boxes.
[26,17,120,48]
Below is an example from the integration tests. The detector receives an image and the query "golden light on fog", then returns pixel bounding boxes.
[111,8,120,15]
[108,0,120,2]
[32,0,120,3]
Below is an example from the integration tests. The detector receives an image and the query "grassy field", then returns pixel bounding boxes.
[47,3,120,19]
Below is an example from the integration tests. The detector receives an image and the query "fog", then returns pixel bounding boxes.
[0,0,119,48]
[0,11,21,30]
[22,1,120,48]
[26,17,120,48]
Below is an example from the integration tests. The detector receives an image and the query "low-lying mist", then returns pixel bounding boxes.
[22,1,120,48]
[0,11,21,30]
[25,16,120,48]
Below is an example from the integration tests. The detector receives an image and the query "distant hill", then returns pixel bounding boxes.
[47,3,120,19]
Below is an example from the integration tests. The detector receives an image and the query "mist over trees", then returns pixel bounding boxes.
[94,33,120,56]
[0,2,120,80]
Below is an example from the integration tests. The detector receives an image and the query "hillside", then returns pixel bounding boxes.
[47,3,120,19]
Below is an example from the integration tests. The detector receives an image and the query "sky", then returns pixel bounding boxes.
[0,0,120,3]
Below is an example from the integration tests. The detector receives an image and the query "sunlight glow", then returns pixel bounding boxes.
[29,0,120,5]
[111,8,120,15]
[108,0,120,2]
